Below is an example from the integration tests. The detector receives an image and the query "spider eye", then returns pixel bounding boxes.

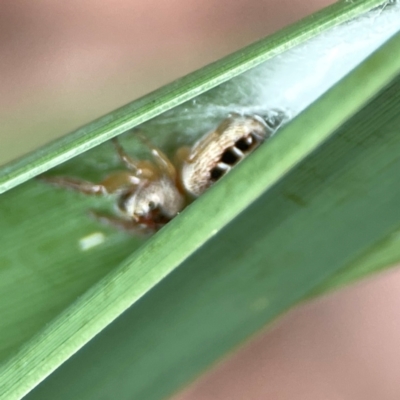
[148,200,156,210]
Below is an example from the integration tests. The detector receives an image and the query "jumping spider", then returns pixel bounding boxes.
[42,111,287,234]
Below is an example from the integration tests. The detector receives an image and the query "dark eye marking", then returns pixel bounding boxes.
[235,132,263,153]
[117,190,133,212]
[209,132,264,184]
[148,200,156,210]
[221,148,240,165]
[235,137,252,151]
[210,167,225,181]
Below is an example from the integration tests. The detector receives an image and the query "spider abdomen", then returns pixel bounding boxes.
[180,113,282,197]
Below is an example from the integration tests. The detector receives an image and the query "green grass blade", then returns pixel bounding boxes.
[0,0,388,194]
[1,26,399,400]
[26,42,400,400]
[314,229,400,296]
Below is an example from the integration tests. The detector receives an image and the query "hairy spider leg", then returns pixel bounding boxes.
[174,146,191,166]
[88,210,155,235]
[112,137,163,181]
[135,133,178,182]
[39,171,139,195]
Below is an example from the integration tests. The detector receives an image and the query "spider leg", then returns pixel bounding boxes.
[99,171,140,193]
[174,145,191,166]
[112,137,159,180]
[40,171,138,195]
[112,137,139,171]
[135,132,178,181]
[88,210,154,235]
[39,176,106,195]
